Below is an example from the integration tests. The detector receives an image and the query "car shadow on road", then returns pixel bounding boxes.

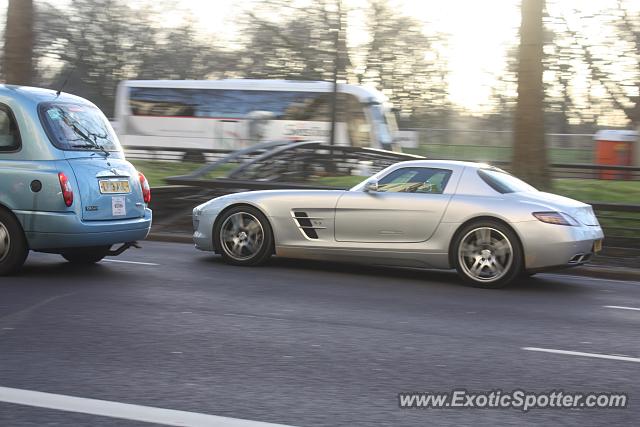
[5,260,132,283]
[201,254,589,295]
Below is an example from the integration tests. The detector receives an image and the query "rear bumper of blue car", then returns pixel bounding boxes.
[15,208,152,250]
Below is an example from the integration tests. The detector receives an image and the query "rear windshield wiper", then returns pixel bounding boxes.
[57,108,111,158]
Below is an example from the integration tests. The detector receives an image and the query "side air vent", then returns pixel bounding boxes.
[293,212,319,239]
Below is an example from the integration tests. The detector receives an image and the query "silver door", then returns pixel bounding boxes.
[334,167,453,243]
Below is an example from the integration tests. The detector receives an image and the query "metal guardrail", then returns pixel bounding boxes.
[590,202,640,247]
[124,145,640,181]
[159,141,424,185]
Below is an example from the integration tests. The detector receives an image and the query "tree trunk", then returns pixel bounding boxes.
[3,0,34,85]
[513,0,549,190]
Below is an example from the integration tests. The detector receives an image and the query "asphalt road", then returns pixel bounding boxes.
[1,241,639,426]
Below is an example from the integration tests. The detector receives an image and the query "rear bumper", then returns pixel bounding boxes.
[16,208,152,250]
[515,220,604,271]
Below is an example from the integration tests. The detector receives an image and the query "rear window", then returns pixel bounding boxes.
[38,102,121,152]
[477,168,536,194]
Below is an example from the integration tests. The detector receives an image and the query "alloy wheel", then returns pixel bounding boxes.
[0,222,10,263]
[457,227,513,283]
[220,212,265,261]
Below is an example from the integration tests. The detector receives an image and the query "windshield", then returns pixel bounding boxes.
[39,102,122,152]
[370,104,393,146]
[478,168,537,193]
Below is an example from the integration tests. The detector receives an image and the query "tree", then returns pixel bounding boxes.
[513,0,549,190]
[3,0,34,85]
[238,0,449,125]
[32,0,231,115]
[357,0,449,122]
[237,0,345,82]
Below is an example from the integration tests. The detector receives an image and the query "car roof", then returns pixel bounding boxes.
[0,85,93,106]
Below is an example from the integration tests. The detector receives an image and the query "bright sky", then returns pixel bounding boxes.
[176,0,523,112]
[1,0,635,121]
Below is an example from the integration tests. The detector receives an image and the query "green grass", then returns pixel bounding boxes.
[130,160,242,187]
[552,179,640,239]
[130,160,203,187]
[552,179,640,204]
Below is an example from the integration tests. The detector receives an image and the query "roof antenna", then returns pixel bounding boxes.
[56,68,74,97]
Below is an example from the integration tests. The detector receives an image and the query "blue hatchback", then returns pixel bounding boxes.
[0,85,152,275]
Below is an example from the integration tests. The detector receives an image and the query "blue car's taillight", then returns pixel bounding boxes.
[58,172,73,207]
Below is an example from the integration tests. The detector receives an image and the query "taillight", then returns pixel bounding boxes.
[138,172,151,204]
[58,172,73,207]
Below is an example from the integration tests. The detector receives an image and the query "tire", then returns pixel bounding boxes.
[0,209,28,276]
[452,220,523,289]
[214,205,273,266]
[61,246,110,264]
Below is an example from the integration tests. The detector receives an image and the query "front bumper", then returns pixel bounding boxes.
[192,206,221,252]
[16,208,152,250]
[515,220,604,271]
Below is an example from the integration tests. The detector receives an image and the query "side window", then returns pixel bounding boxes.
[129,87,197,117]
[377,167,452,194]
[0,105,21,152]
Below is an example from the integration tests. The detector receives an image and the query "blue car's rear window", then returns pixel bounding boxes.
[38,102,122,152]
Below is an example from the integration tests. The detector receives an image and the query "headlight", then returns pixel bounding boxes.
[533,212,579,226]
[192,207,202,231]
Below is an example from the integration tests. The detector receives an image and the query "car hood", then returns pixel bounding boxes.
[508,191,600,226]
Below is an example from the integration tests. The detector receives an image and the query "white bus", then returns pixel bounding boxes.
[114,79,399,151]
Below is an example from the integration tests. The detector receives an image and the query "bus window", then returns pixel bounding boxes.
[370,104,393,148]
[343,94,370,147]
[129,88,335,121]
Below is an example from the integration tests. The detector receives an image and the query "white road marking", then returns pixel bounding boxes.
[0,386,293,427]
[604,305,640,312]
[101,259,159,266]
[224,313,286,321]
[522,347,640,363]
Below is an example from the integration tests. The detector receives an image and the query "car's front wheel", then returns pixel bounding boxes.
[453,220,523,288]
[0,210,28,276]
[214,206,273,266]
[61,246,110,264]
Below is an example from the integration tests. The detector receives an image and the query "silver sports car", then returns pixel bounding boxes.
[192,160,604,288]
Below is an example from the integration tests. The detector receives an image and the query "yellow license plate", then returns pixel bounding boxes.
[593,239,603,253]
[99,180,131,194]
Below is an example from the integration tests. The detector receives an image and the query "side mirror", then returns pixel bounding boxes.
[363,179,378,192]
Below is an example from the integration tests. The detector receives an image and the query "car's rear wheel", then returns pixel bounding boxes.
[453,220,523,288]
[0,210,28,276]
[215,205,273,266]
[61,246,110,264]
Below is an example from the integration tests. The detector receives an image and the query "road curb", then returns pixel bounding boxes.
[146,232,640,282]
[556,265,640,282]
